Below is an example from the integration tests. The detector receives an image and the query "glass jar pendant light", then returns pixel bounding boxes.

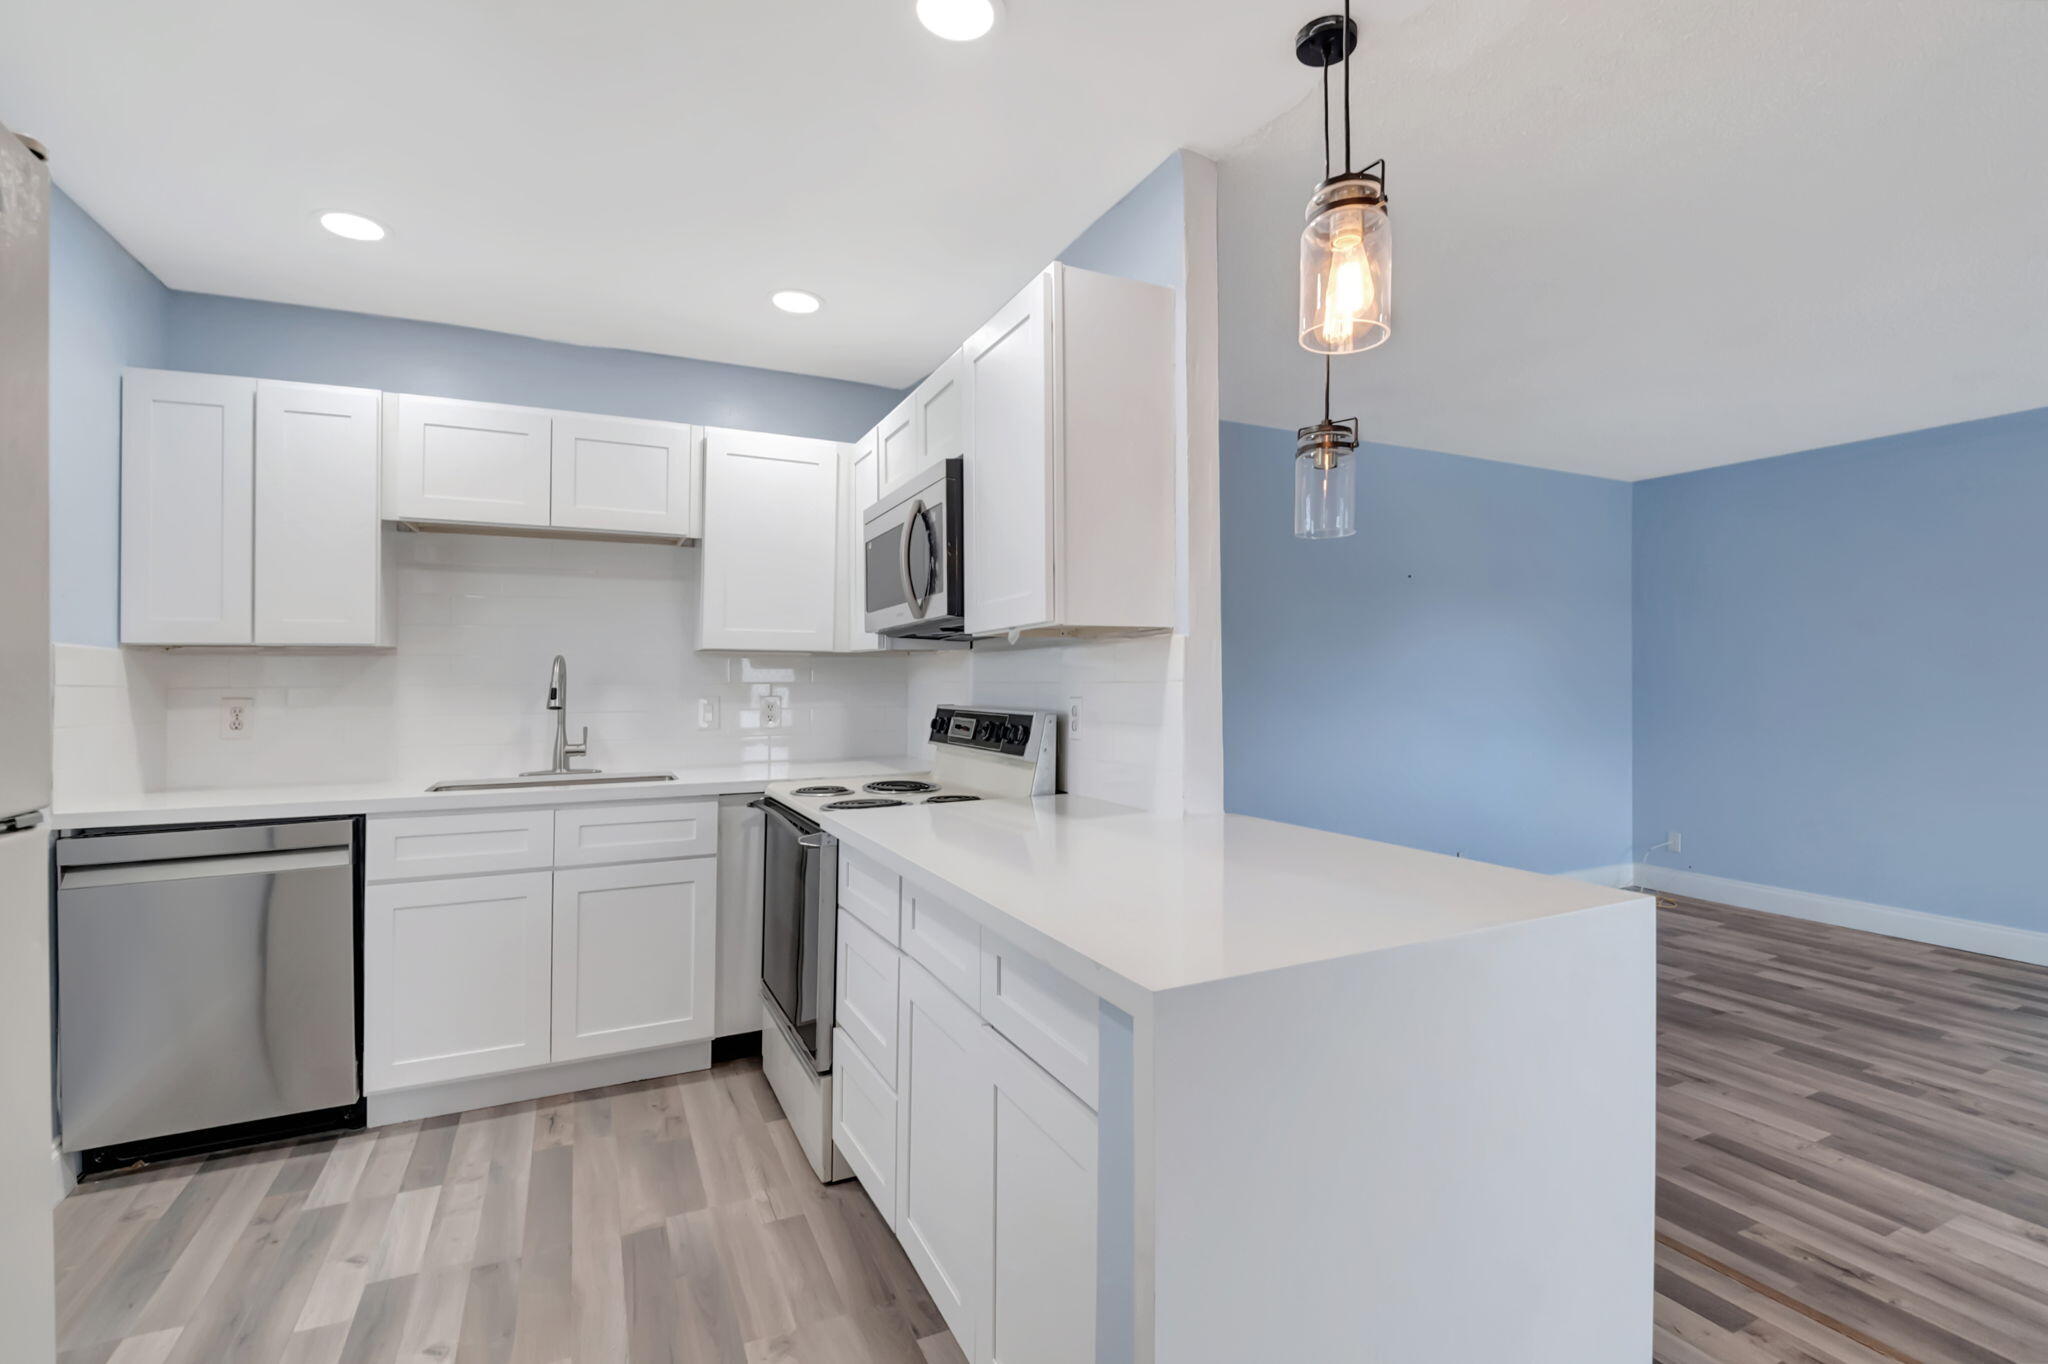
[1296,357,1360,540]
[1296,8,1390,356]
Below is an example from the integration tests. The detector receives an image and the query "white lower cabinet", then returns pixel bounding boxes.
[552,858,716,1061]
[834,874,1103,1364]
[831,1024,899,1227]
[984,1025,1098,1364]
[895,958,992,1356]
[365,802,718,1096]
[365,871,554,1091]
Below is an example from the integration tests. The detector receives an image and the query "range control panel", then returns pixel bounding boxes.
[928,706,1040,758]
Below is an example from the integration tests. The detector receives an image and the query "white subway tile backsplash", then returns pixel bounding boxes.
[54,533,910,800]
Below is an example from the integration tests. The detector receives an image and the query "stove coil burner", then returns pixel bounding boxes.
[792,785,852,796]
[823,798,908,810]
[923,794,982,804]
[864,779,940,794]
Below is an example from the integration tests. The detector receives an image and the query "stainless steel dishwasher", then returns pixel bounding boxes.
[56,818,364,1172]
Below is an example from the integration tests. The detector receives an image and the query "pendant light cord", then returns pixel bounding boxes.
[1320,58,1331,181]
[1323,355,1333,425]
[1342,0,1353,174]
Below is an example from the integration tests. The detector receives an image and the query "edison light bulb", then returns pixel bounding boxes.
[1299,174,1391,354]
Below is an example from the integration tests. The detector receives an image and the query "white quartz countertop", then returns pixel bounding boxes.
[817,795,1648,1011]
[50,758,916,830]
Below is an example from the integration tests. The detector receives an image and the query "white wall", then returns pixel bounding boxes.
[55,531,909,800]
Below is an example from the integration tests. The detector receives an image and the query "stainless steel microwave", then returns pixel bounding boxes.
[863,457,965,640]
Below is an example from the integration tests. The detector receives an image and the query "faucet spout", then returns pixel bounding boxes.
[522,655,597,777]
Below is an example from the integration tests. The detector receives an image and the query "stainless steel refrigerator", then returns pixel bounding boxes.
[0,117,59,1361]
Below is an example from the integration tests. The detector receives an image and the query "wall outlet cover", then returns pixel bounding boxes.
[760,694,786,728]
[221,696,254,740]
[697,697,720,730]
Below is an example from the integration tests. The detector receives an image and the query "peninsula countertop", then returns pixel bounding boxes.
[814,793,1649,1012]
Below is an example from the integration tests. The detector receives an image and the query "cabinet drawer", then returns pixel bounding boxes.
[981,933,1099,1110]
[553,800,717,866]
[839,848,901,945]
[367,809,554,882]
[836,911,900,1083]
[902,879,980,1008]
[832,1025,899,1229]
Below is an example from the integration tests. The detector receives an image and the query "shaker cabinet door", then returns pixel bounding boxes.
[697,427,842,651]
[120,368,256,645]
[963,271,1055,636]
[384,393,552,527]
[551,858,717,1061]
[895,958,991,1356]
[364,871,554,1092]
[254,380,384,645]
[551,413,699,537]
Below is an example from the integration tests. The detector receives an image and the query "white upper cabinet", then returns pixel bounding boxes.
[876,393,919,494]
[384,394,552,528]
[913,347,969,475]
[964,274,1055,637]
[254,380,386,646]
[965,263,1176,638]
[698,427,843,652]
[120,369,256,645]
[840,429,881,653]
[550,413,701,538]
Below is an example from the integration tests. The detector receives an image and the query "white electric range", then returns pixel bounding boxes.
[755,706,1058,1181]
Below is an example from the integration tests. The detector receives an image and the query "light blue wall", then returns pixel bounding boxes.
[1057,152,1184,290]
[45,194,903,646]
[1633,407,2048,932]
[49,188,170,647]
[165,293,902,442]
[1220,421,1635,875]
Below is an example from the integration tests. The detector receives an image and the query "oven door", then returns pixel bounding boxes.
[864,458,964,638]
[756,799,836,1074]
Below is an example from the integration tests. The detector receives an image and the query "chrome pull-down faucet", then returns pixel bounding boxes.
[521,654,598,777]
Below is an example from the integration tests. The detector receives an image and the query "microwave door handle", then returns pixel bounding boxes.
[899,499,929,619]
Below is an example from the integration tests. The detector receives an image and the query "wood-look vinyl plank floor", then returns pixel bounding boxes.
[1655,895,2048,1364]
[56,1061,964,1364]
[55,896,2046,1362]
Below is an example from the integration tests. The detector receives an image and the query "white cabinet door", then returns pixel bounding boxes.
[550,413,699,537]
[837,910,900,1081]
[840,430,881,652]
[364,871,553,1092]
[876,394,919,494]
[913,347,969,476]
[120,369,255,645]
[964,271,1055,636]
[895,958,991,1355]
[983,1026,1098,1364]
[253,380,383,645]
[552,858,716,1061]
[384,394,552,527]
[832,1024,900,1228]
[698,427,841,651]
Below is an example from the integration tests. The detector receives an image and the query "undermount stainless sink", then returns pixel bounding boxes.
[425,770,677,793]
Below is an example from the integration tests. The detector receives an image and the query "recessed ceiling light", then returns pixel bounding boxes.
[772,289,823,315]
[319,211,386,241]
[916,0,1000,42]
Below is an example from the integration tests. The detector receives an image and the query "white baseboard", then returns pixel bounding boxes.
[366,1040,713,1127]
[1629,863,2048,967]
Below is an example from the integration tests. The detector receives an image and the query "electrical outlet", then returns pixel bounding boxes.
[1067,697,1082,739]
[760,695,786,728]
[1667,830,1683,854]
[220,696,254,740]
[697,697,720,730]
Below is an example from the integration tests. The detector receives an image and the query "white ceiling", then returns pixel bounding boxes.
[1219,0,2048,479]
[0,0,1321,390]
